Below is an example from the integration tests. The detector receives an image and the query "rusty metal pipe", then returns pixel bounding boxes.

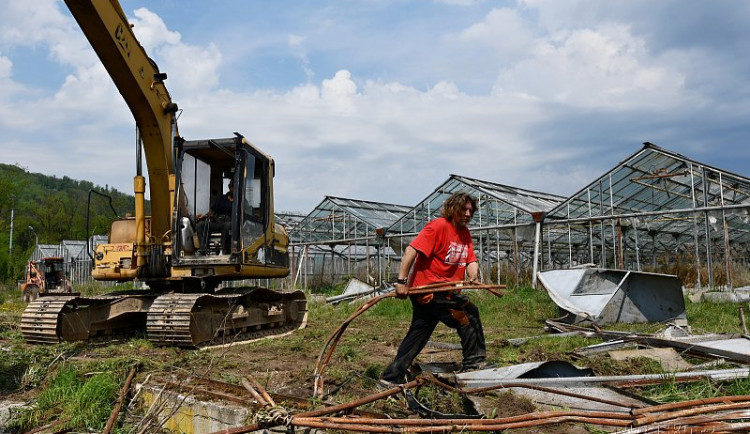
[245,375,275,406]
[293,414,632,432]
[103,365,138,434]
[635,401,750,426]
[628,409,750,433]
[629,420,750,434]
[303,378,424,418]
[494,415,632,429]
[295,420,453,432]
[424,374,636,411]
[295,408,633,425]
[633,394,750,416]
[313,281,504,396]
[208,378,425,434]
[295,420,454,432]
[240,378,268,406]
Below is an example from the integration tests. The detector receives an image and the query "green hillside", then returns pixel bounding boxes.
[0,163,142,281]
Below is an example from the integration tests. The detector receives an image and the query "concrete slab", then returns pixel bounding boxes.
[608,347,693,371]
[0,401,27,433]
[137,384,251,433]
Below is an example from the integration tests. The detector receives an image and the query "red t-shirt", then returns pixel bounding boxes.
[409,217,477,287]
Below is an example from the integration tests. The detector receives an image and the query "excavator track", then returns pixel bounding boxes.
[147,287,308,347]
[20,288,307,348]
[21,293,156,344]
[20,295,78,344]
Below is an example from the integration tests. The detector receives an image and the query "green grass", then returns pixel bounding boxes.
[640,375,750,403]
[5,281,750,430]
[685,296,745,334]
[369,295,414,318]
[0,342,73,393]
[13,363,125,432]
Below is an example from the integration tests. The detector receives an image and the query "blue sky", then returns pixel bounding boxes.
[1,0,749,212]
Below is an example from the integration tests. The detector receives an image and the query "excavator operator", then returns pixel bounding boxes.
[195,180,234,254]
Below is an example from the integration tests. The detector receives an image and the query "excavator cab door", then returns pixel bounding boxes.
[237,146,289,270]
[236,145,268,252]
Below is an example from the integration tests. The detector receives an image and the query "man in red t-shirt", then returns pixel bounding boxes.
[381,193,487,384]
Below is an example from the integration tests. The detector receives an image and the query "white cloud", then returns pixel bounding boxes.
[519,0,603,32]
[129,8,181,48]
[288,34,306,48]
[289,33,313,83]
[427,81,462,99]
[434,0,485,6]
[321,70,358,114]
[0,55,11,78]
[492,24,689,109]
[0,0,67,46]
[0,0,94,70]
[129,8,221,95]
[457,8,535,61]
[168,67,557,209]
[1,1,749,213]
[0,55,20,100]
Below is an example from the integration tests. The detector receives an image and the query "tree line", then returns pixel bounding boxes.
[0,163,141,282]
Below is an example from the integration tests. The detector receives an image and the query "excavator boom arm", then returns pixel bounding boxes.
[64,0,176,239]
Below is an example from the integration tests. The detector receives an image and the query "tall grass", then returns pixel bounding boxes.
[641,375,750,403]
[14,365,121,432]
[685,296,745,334]
[0,342,72,393]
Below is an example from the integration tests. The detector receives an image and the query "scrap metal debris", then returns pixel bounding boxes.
[103,365,138,434]
[128,303,750,434]
[325,277,392,305]
[538,267,688,325]
[206,371,750,433]
[553,319,750,366]
[456,364,750,389]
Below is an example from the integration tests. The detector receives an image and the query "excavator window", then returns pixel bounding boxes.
[176,144,241,256]
[180,153,212,219]
[174,138,272,258]
[44,261,63,288]
[240,149,266,245]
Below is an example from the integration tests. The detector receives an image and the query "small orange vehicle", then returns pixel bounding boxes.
[21,257,72,302]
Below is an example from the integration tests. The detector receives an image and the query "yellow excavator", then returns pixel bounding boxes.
[21,0,307,347]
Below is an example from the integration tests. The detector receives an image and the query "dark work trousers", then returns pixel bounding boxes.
[381,291,486,383]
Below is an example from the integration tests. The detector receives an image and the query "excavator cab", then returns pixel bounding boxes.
[172,135,290,286]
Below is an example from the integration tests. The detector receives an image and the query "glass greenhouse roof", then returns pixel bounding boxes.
[544,142,750,259]
[387,174,565,235]
[276,212,306,230]
[292,196,412,244]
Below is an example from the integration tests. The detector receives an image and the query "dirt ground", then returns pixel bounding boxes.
[1,289,629,433]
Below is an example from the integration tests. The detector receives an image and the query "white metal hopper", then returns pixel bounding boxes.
[538,268,687,325]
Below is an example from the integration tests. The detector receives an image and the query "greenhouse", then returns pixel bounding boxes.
[288,196,412,287]
[285,143,750,290]
[542,142,750,289]
[286,177,565,288]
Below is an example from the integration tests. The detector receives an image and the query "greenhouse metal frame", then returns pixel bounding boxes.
[285,143,750,290]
